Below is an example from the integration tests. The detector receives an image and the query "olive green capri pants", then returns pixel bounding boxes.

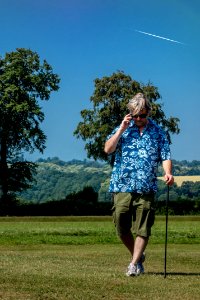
[112,192,155,237]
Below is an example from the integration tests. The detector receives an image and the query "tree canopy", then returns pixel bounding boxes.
[0,48,60,207]
[74,71,180,162]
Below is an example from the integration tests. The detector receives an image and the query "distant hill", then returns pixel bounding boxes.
[19,157,200,203]
[19,158,111,203]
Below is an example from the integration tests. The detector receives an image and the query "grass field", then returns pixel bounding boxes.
[0,216,199,300]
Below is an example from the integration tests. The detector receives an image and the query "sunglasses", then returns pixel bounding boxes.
[131,114,148,119]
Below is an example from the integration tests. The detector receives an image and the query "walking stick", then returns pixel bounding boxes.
[164,185,170,278]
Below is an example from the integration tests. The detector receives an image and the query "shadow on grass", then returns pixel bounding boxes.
[147,272,200,276]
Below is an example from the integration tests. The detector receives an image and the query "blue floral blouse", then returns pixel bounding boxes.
[107,119,171,193]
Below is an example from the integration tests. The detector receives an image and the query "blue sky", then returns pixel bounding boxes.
[1,0,200,162]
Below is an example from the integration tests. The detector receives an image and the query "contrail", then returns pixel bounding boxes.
[135,29,185,45]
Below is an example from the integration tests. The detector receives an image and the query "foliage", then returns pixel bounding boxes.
[74,71,180,162]
[8,161,37,192]
[0,48,60,206]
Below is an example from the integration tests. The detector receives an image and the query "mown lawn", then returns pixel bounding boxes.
[0,216,199,299]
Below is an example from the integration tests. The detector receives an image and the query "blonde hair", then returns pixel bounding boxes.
[127,93,152,115]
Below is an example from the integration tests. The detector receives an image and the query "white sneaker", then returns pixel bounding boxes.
[126,253,145,276]
[126,263,138,276]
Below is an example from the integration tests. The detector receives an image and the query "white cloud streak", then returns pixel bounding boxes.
[135,30,185,45]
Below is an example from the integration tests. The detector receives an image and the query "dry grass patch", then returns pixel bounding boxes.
[158,175,200,186]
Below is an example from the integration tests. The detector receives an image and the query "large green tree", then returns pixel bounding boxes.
[0,48,60,209]
[74,71,180,162]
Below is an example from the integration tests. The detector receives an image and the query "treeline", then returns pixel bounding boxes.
[5,186,200,216]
